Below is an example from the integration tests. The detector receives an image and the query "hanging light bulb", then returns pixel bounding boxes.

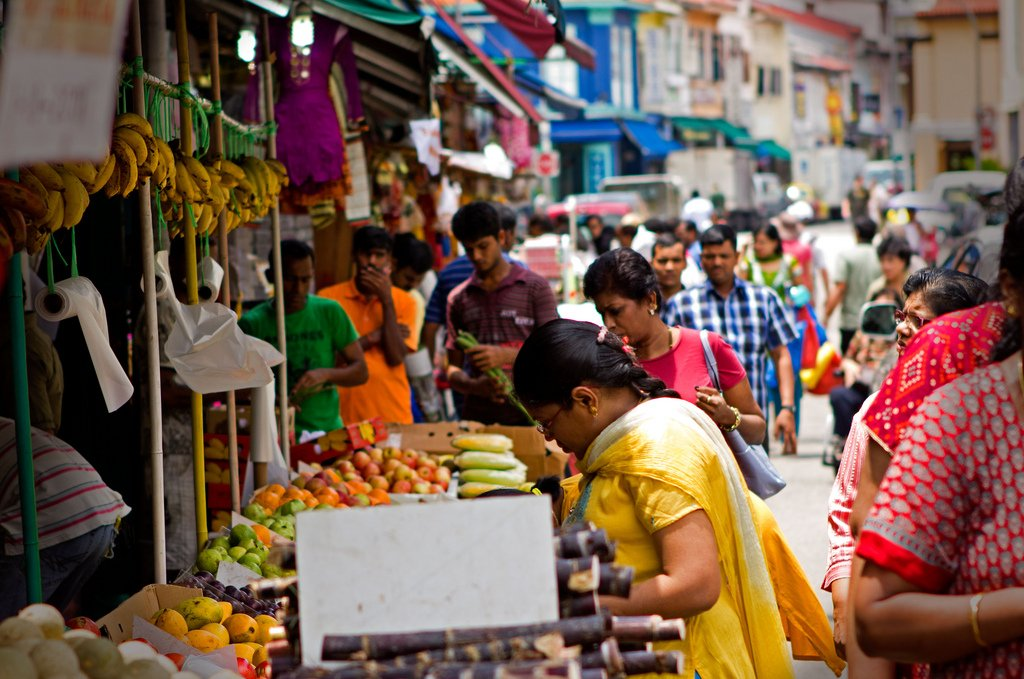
[237,20,257,63]
[290,1,315,49]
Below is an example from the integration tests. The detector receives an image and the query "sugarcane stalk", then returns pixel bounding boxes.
[559,592,599,619]
[557,557,601,594]
[596,565,633,599]
[455,331,535,423]
[609,617,685,643]
[554,530,616,562]
[384,634,565,666]
[323,617,610,661]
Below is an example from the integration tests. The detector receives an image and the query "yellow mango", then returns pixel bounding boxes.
[231,643,255,663]
[150,608,187,639]
[224,613,258,644]
[174,596,223,630]
[184,629,221,653]
[254,614,277,645]
[200,623,230,648]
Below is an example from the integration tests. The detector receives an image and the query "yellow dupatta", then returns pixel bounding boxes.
[572,398,794,678]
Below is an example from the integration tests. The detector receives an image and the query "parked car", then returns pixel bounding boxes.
[547,192,648,231]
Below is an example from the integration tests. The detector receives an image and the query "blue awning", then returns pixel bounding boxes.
[620,120,682,159]
[551,119,622,144]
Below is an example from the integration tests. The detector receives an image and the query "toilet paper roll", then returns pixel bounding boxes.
[35,277,134,412]
[197,256,224,302]
[140,249,173,300]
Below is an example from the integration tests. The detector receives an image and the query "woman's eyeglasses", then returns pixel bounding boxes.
[894,309,932,330]
[535,404,566,437]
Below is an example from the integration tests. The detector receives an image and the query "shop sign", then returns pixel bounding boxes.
[534,150,561,177]
[0,0,132,166]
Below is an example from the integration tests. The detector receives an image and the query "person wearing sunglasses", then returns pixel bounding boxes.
[823,267,989,673]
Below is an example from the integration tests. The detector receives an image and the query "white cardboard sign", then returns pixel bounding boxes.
[296,496,559,667]
[0,0,132,166]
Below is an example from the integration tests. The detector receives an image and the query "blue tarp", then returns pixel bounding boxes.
[620,120,682,159]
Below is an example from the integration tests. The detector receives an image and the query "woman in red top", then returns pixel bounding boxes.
[851,196,1024,678]
[583,248,766,445]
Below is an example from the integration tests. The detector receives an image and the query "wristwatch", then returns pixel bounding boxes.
[780,405,796,414]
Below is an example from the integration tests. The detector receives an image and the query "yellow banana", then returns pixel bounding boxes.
[154,138,175,188]
[18,171,48,203]
[45,192,65,233]
[174,158,200,203]
[27,163,64,192]
[56,167,89,229]
[197,202,215,234]
[113,127,148,167]
[183,155,211,195]
[40,189,60,227]
[114,111,155,138]
[60,161,98,187]
[87,155,116,194]
[138,135,159,178]
[111,137,139,195]
[265,159,290,187]
[104,163,123,198]
[219,159,246,182]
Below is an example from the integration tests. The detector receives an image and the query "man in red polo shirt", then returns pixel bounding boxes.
[446,202,558,425]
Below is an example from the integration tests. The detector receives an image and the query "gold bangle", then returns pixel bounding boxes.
[721,406,742,433]
[969,593,989,648]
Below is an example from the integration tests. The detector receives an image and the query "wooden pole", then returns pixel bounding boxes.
[175,0,208,549]
[260,13,290,470]
[206,11,241,514]
[130,0,167,583]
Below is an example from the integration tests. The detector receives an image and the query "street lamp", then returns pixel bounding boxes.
[237,20,257,63]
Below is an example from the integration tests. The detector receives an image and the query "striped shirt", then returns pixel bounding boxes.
[0,419,130,556]
[662,277,798,415]
[424,254,526,326]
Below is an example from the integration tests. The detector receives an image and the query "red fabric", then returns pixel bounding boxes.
[478,0,555,59]
[795,306,820,371]
[857,363,1024,677]
[781,239,814,291]
[641,328,746,402]
[862,302,1006,455]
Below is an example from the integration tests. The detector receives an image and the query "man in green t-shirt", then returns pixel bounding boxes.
[239,241,368,434]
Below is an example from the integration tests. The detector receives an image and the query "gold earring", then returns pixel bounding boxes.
[648,308,656,316]
[589,405,598,416]
[1008,300,1019,318]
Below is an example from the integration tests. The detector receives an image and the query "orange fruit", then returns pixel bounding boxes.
[251,524,272,547]
[303,497,319,508]
[281,488,303,502]
[267,483,286,495]
[254,491,281,511]
[368,489,391,505]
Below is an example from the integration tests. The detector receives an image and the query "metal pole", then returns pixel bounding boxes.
[207,11,241,514]
[130,0,167,584]
[6,248,42,604]
[261,14,290,470]
[175,0,209,549]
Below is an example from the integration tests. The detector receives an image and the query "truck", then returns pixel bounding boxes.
[597,174,685,219]
[664,148,770,230]
[791,146,868,219]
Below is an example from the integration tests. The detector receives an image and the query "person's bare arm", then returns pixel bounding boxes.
[446,347,500,400]
[825,281,847,320]
[291,341,369,394]
[599,510,720,619]
[850,438,890,540]
[768,344,797,451]
[695,378,766,444]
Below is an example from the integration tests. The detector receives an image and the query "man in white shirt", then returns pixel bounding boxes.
[682,190,715,233]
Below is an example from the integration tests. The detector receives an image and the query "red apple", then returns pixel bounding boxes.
[382,447,401,460]
[336,460,356,474]
[353,493,371,507]
[369,447,384,464]
[257,660,271,677]
[412,481,431,494]
[128,638,158,651]
[65,616,100,635]
[429,483,445,494]
[416,466,435,482]
[352,451,371,470]
[369,476,389,490]
[391,479,412,494]
[418,457,438,470]
[165,653,186,670]
[383,459,401,473]
[237,657,258,679]
[435,467,452,484]
[403,450,420,465]
[342,471,360,482]
[341,494,359,507]
[363,462,381,477]
[305,478,327,493]
[394,465,414,481]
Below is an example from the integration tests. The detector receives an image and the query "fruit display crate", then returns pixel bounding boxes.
[204,433,250,512]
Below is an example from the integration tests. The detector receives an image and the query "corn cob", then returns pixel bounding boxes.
[451,433,514,454]
[454,451,520,471]
[457,482,506,498]
[454,330,536,424]
[460,468,527,487]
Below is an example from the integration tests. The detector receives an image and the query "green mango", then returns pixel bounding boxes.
[227,546,248,561]
[242,502,267,522]
[196,548,224,574]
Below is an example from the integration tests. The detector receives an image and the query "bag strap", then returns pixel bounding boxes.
[698,329,722,392]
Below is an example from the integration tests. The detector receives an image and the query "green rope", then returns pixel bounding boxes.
[184,204,204,286]
[203,232,210,259]
[154,185,169,251]
[209,100,223,115]
[176,84,211,159]
[45,241,55,294]
[70,229,78,278]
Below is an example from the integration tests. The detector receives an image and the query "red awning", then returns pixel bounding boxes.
[479,0,595,70]
[425,0,542,123]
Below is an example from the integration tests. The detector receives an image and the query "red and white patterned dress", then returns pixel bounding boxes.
[857,361,1024,678]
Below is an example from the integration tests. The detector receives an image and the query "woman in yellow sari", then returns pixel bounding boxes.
[513,319,794,678]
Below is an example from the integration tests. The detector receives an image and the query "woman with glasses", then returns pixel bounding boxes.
[823,267,988,674]
[513,319,795,679]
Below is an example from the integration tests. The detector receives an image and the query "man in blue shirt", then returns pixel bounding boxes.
[663,225,799,453]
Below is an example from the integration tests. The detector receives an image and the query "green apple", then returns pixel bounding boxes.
[209,536,231,552]
[237,554,263,573]
[196,548,224,574]
[227,546,248,561]
[242,503,267,522]
[230,523,257,547]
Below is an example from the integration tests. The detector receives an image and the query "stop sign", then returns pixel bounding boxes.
[535,151,560,177]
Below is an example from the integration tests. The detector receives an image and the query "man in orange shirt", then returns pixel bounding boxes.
[320,227,418,424]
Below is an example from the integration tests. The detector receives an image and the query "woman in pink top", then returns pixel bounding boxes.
[583,248,766,445]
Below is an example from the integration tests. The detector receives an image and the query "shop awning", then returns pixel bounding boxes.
[792,53,853,73]
[620,120,682,159]
[551,119,622,144]
[434,34,535,121]
[514,70,587,112]
[672,116,752,144]
[753,139,791,161]
[425,0,542,123]
[478,0,596,70]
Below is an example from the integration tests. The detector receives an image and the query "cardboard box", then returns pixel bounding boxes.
[97,584,201,643]
[385,422,568,481]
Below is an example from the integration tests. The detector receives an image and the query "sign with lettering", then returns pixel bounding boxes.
[0,0,132,166]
